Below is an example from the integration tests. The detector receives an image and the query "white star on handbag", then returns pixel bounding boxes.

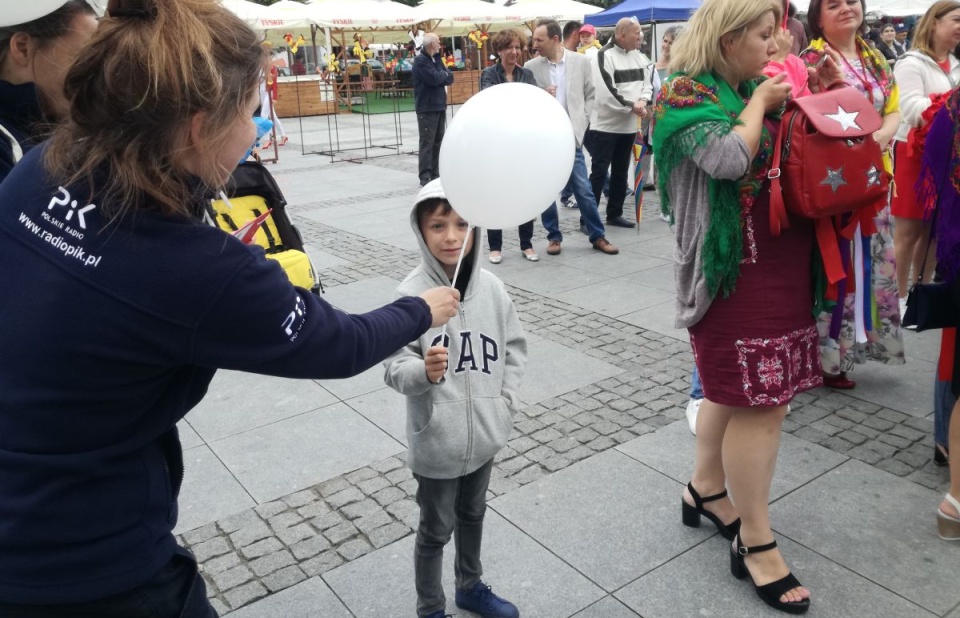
[822,105,861,132]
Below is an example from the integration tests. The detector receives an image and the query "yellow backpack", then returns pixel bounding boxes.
[209,194,317,291]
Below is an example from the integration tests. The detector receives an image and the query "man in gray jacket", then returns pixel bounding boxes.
[586,17,653,228]
[528,19,619,256]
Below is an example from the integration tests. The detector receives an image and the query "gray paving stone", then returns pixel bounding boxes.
[385,466,413,484]
[229,521,273,548]
[316,477,351,498]
[176,445,257,534]
[209,598,229,616]
[324,521,359,544]
[211,565,254,592]
[300,550,345,577]
[357,476,391,496]
[255,501,288,520]
[769,460,960,615]
[277,523,315,546]
[354,510,393,534]
[341,498,382,521]
[346,467,378,484]
[240,537,283,560]
[182,522,220,547]
[225,580,268,610]
[519,338,624,405]
[202,551,240,576]
[249,550,297,578]
[226,577,351,618]
[571,596,641,617]
[210,402,403,503]
[326,487,365,510]
[261,565,307,593]
[337,537,374,561]
[310,511,345,531]
[616,420,847,501]
[616,534,936,618]
[325,512,604,618]
[490,449,705,591]
[290,535,332,561]
[192,537,232,563]
[282,490,318,509]
[368,521,411,548]
[267,511,302,531]
[217,510,262,534]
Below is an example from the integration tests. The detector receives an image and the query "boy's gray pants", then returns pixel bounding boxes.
[413,459,494,616]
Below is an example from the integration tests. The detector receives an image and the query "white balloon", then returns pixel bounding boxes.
[439,83,575,230]
[0,1,70,27]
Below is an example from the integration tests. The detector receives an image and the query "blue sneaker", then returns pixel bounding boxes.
[455,581,519,618]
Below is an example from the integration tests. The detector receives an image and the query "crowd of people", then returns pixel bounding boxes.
[1,0,959,617]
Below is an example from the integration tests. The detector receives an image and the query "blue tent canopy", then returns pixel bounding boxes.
[584,0,701,25]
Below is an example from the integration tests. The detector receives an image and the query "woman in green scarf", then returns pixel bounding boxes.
[654,0,837,613]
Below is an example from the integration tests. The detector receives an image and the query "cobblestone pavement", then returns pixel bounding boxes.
[180,158,947,614]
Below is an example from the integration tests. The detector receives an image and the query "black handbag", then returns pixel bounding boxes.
[902,203,960,331]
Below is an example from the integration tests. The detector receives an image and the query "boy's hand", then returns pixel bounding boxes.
[424,346,448,383]
[420,287,460,327]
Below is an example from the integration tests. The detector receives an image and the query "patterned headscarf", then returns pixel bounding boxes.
[653,72,779,299]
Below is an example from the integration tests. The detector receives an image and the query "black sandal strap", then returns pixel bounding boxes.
[687,482,728,508]
[756,571,804,602]
[737,539,779,555]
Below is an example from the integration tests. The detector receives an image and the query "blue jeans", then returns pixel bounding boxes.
[541,147,607,244]
[935,366,956,448]
[690,365,704,400]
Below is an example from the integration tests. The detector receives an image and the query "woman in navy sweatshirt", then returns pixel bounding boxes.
[0,1,459,615]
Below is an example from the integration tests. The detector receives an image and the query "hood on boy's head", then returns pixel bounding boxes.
[409,178,482,290]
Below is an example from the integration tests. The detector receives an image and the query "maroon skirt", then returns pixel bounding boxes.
[689,187,823,407]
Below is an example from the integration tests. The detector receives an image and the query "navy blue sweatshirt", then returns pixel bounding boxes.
[0,147,432,603]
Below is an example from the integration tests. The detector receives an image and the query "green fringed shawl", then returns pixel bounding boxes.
[652,72,777,299]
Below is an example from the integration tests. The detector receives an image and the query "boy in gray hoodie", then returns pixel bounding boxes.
[384,179,527,618]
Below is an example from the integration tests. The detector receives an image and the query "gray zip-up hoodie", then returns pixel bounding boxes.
[383,181,527,480]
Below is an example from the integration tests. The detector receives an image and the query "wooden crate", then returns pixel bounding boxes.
[274,79,337,118]
[448,69,482,105]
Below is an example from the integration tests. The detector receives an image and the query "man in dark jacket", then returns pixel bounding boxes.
[412,32,454,186]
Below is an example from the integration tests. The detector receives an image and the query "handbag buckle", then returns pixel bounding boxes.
[767,168,781,180]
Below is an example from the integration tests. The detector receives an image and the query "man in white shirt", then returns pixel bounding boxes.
[528,19,619,256]
[585,17,653,228]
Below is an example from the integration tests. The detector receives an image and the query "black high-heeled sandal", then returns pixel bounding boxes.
[730,536,810,614]
[935,444,949,467]
[681,482,741,540]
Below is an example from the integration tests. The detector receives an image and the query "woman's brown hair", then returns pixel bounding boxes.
[491,29,523,54]
[911,0,960,57]
[44,0,266,219]
[806,0,867,41]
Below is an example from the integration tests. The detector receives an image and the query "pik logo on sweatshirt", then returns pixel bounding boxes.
[430,331,500,375]
[48,186,96,231]
[281,295,307,342]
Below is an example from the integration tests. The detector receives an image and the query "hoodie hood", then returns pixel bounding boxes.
[410,179,483,298]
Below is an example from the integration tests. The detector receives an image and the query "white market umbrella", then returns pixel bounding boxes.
[307,0,419,28]
[867,0,935,16]
[504,0,604,22]
[414,0,526,28]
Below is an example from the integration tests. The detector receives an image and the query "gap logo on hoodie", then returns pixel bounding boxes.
[431,331,500,375]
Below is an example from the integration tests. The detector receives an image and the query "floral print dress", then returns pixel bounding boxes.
[814,55,906,373]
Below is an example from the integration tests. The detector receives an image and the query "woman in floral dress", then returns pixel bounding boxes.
[801,0,906,389]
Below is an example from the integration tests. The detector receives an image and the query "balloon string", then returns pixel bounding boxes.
[441,224,473,343]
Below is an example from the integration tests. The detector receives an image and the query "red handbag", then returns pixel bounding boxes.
[768,85,890,285]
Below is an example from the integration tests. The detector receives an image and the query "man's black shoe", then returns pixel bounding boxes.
[606,216,636,228]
